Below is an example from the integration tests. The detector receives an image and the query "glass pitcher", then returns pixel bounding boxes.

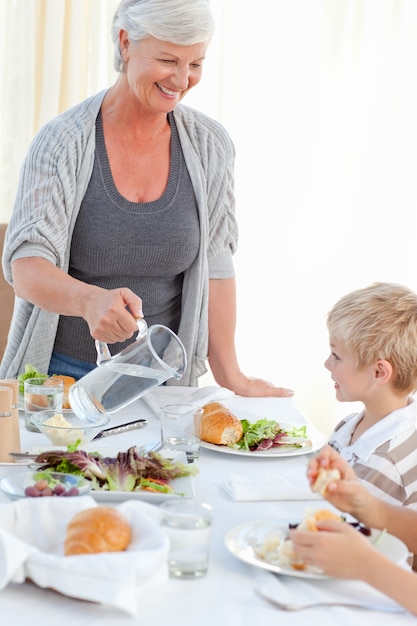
[68,321,187,422]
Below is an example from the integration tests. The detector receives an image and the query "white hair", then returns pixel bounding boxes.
[112,0,215,72]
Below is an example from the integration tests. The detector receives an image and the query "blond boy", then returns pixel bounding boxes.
[325,282,417,509]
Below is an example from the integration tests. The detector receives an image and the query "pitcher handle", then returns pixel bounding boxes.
[95,317,148,366]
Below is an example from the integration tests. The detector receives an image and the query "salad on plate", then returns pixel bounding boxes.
[231,418,309,452]
[32,445,198,495]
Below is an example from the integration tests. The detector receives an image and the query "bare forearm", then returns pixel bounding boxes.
[335,489,417,555]
[369,500,417,555]
[360,551,417,615]
[207,277,242,388]
[12,257,143,343]
[12,257,100,317]
[207,278,293,397]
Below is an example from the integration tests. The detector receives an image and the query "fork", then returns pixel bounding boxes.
[255,588,405,612]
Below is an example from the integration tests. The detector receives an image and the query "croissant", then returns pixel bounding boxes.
[200,402,243,445]
[64,506,132,556]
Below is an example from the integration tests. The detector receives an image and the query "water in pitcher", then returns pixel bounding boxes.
[69,362,169,420]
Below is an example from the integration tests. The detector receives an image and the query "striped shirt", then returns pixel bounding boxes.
[329,398,417,510]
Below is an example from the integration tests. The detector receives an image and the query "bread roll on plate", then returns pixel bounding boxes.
[50,375,76,409]
[201,402,243,445]
[64,506,132,556]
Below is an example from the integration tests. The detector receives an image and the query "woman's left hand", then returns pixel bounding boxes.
[208,278,294,397]
[234,375,294,397]
[220,372,294,397]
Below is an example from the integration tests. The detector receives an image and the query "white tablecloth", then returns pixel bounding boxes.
[0,387,414,625]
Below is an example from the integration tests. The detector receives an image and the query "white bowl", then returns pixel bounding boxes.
[31,410,110,446]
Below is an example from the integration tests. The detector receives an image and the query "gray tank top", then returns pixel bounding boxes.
[53,110,200,363]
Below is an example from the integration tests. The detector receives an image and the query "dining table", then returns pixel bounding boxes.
[0,384,414,625]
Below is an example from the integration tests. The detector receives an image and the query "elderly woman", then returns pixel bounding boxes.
[1,0,292,398]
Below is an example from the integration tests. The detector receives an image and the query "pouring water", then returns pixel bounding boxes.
[69,324,187,422]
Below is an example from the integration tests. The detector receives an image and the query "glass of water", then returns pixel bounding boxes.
[24,377,64,432]
[160,404,204,462]
[159,500,213,578]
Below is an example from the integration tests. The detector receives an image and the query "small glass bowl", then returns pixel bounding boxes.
[31,410,110,447]
[0,470,91,499]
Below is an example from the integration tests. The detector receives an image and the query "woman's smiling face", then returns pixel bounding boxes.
[121,33,208,113]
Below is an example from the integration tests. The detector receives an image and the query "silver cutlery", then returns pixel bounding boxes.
[9,452,41,460]
[92,418,147,439]
[255,588,405,613]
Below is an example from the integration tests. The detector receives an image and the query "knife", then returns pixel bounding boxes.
[91,418,148,440]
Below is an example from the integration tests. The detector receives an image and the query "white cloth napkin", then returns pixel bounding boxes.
[220,396,310,425]
[223,472,322,501]
[254,568,406,613]
[143,385,235,419]
[0,495,169,615]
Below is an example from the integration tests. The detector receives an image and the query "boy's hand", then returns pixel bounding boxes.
[307,445,380,526]
[307,445,356,487]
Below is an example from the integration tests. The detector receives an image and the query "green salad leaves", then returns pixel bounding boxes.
[231,418,308,451]
[33,446,198,495]
[17,363,48,394]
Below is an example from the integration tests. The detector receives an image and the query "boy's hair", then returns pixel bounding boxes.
[327,282,417,393]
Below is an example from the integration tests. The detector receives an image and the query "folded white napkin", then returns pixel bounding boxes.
[254,568,406,612]
[0,495,169,615]
[220,396,309,425]
[223,472,322,501]
[143,385,235,419]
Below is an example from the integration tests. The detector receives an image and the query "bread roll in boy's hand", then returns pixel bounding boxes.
[277,509,343,571]
[64,506,132,555]
[311,467,341,497]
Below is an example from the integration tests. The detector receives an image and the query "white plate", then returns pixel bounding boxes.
[225,519,409,579]
[201,422,327,458]
[90,472,194,503]
[89,448,195,503]
[23,447,195,503]
[0,470,91,499]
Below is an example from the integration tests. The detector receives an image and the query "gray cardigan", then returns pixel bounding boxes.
[1,90,238,385]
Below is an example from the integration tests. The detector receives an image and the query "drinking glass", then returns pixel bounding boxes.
[160,500,213,578]
[160,404,203,462]
[24,377,64,432]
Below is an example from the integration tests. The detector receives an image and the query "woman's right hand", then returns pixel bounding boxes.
[12,258,144,344]
[82,286,144,343]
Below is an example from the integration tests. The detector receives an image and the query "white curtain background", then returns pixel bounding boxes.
[2,0,417,435]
